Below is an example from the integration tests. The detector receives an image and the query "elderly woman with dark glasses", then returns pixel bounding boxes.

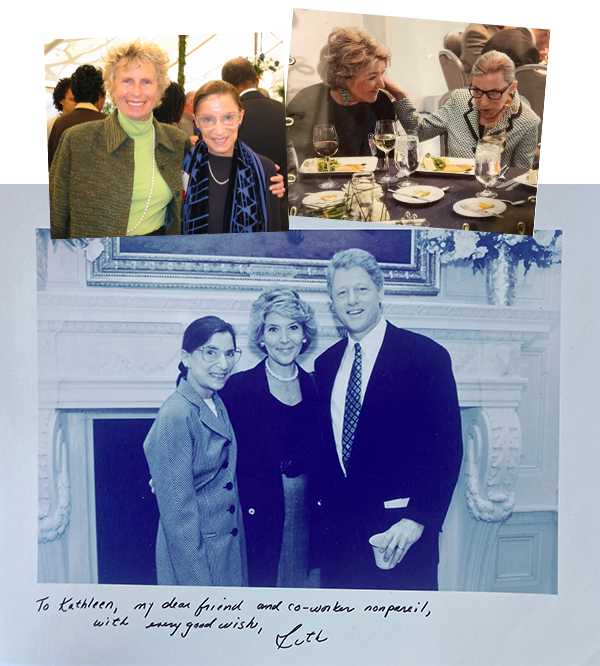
[143,316,248,586]
[182,80,282,233]
[392,50,540,168]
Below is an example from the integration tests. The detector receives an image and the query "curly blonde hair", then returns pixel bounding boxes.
[249,286,317,356]
[317,27,391,90]
[102,40,171,106]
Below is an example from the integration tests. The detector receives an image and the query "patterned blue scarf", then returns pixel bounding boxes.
[182,139,268,234]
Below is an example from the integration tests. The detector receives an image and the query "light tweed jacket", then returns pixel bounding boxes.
[394,89,540,169]
[143,379,247,587]
[50,110,191,239]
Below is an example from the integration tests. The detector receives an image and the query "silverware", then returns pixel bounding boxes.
[497,199,527,206]
[459,203,503,218]
[496,178,517,190]
[505,182,520,191]
[397,192,432,203]
[497,165,510,180]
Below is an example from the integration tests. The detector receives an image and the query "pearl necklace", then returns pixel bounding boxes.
[208,160,229,186]
[126,124,156,236]
[265,359,299,382]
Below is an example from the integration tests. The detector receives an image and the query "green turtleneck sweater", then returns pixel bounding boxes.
[118,112,173,235]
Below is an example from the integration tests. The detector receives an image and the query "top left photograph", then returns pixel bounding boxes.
[45,35,288,238]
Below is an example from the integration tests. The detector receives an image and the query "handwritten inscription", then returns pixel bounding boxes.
[34,592,432,649]
[275,623,328,649]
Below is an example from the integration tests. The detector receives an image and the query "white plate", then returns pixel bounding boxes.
[453,198,507,218]
[302,191,346,207]
[513,172,538,188]
[417,157,475,176]
[299,156,378,174]
[393,185,445,205]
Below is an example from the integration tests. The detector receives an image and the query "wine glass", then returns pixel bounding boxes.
[374,119,398,183]
[313,124,339,190]
[474,140,501,198]
[482,126,507,153]
[286,140,300,203]
[394,134,419,188]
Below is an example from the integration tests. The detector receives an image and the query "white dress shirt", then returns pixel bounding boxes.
[331,317,387,475]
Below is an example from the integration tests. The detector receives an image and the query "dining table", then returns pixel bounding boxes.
[289,160,537,235]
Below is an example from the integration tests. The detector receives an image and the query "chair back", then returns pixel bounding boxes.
[443,30,463,58]
[515,64,546,141]
[439,49,469,91]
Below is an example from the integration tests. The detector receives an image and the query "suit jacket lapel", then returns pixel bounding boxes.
[177,379,233,440]
[463,96,481,149]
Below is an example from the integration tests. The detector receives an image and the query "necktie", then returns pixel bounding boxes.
[342,343,362,467]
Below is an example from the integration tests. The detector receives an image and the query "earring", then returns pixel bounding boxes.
[341,89,350,105]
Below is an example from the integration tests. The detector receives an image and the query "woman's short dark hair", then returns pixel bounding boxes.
[177,316,237,386]
[193,80,242,116]
[52,78,72,112]
[154,81,186,125]
[70,64,105,104]
[249,286,317,355]
[317,27,391,90]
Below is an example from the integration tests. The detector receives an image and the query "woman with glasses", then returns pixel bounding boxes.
[143,316,248,586]
[50,42,284,239]
[393,50,540,168]
[219,287,321,587]
[182,80,282,233]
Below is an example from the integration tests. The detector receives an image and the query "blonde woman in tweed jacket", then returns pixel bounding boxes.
[50,40,193,239]
[143,317,248,586]
[392,51,540,169]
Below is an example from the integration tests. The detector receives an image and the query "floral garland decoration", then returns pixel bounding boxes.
[418,230,562,273]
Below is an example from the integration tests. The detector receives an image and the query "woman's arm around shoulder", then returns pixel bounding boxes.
[257,154,282,232]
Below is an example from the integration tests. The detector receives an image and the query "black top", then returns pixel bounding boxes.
[286,83,396,164]
[219,360,321,587]
[482,28,540,67]
[327,92,395,157]
[207,153,231,234]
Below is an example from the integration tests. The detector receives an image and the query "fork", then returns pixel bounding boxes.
[496,199,527,206]
[459,203,504,218]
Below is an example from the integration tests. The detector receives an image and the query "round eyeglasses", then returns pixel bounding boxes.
[196,346,242,365]
[469,83,511,101]
[195,113,241,129]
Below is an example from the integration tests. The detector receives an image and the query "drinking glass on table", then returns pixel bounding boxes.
[482,126,506,153]
[286,140,300,202]
[394,134,419,188]
[374,119,398,183]
[313,124,339,190]
[475,140,501,198]
[348,171,376,221]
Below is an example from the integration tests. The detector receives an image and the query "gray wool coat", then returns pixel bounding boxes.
[143,379,247,587]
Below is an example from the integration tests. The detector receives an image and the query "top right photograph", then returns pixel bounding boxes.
[286,10,548,235]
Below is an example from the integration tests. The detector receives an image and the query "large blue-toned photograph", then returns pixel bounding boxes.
[37,229,560,593]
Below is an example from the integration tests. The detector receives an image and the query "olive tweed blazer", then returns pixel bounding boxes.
[50,110,192,239]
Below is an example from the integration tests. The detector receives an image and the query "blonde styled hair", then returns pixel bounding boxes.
[317,27,391,90]
[102,40,170,106]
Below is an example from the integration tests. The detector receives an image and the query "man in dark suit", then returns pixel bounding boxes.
[48,64,107,169]
[483,9,552,67]
[460,24,503,75]
[313,248,463,591]
[221,57,286,183]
